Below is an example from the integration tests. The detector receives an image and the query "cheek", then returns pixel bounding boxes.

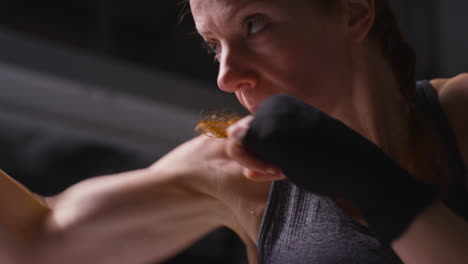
[260,26,350,107]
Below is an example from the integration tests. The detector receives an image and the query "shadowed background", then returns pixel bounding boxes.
[0,0,466,263]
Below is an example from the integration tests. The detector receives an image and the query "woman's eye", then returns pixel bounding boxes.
[245,15,270,36]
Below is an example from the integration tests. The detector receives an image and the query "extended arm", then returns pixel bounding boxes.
[0,136,270,264]
[0,166,226,264]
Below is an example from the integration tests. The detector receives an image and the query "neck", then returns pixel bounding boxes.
[326,46,411,159]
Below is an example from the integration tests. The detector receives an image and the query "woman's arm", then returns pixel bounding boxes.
[0,136,270,264]
[35,169,227,264]
[392,201,468,264]
[1,163,227,264]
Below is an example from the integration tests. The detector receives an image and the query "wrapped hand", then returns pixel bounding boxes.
[239,94,438,244]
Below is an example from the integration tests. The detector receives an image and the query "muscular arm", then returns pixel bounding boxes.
[1,168,227,264]
[40,169,229,264]
[0,136,270,264]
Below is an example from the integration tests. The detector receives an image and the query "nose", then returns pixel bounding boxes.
[217,46,257,93]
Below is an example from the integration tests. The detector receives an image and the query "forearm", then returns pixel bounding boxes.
[20,168,227,264]
[392,201,468,264]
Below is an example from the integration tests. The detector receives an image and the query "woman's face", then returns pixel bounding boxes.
[191,0,354,113]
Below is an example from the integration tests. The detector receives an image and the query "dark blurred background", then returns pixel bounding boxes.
[0,0,466,263]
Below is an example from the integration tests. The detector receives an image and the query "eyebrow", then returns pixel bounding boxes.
[225,0,254,22]
[197,0,258,36]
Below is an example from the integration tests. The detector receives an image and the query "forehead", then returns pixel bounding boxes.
[190,0,265,32]
[190,0,251,16]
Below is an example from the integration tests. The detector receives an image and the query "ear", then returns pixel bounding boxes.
[343,0,375,42]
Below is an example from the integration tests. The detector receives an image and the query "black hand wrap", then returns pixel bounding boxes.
[242,94,438,244]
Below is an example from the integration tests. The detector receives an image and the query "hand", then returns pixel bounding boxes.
[237,94,438,244]
[226,116,286,182]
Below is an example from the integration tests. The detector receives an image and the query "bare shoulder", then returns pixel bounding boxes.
[430,73,468,169]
